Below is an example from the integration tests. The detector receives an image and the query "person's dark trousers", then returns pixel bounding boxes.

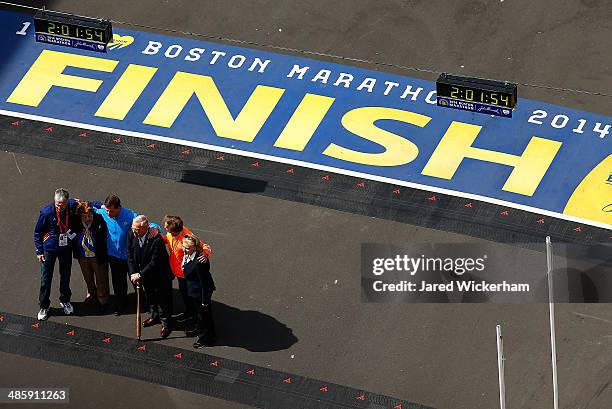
[177,277,196,316]
[108,256,130,310]
[143,278,173,327]
[188,296,216,343]
[38,248,72,309]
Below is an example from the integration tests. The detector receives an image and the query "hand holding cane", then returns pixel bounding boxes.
[136,283,142,341]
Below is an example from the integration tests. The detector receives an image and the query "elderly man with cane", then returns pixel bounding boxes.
[127,215,174,339]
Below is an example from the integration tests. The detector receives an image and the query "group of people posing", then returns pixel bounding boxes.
[34,188,216,349]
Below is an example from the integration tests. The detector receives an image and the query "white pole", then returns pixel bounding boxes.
[496,324,506,409]
[546,236,559,409]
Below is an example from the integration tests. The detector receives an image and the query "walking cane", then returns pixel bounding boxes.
[136,283,142,341]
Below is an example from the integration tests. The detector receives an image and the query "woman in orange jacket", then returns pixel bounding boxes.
[161,215,212,333]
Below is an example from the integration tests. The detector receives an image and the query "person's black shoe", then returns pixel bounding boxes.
[193,337,209,349]
[160,325,172,339]
[114,306,125,316]
[175,312,191,322]
[185,326,198,337]
[143,317,161,327]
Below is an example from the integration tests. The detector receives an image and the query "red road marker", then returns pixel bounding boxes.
[319,386,328,393]
[79,132,88,137]
[394,404,403,409]
[66,330,75,336]
[283,377,292,384]
[216,155,224,161]
[356,181,365,187]
[210,360,220,367]
[11,120,20,126]
[44,126,53,132]
[322,175,330,181]
[174,353,183,359]
[113,137,121,143]
[500,210,509,216]
[464,202,473,208]
[574,226,582,232]
[286,168,294,174]
[357,393,365,401]
[0,315,4,322]
[246,369,256,375]
[137,344,146,351]
[537,218,545,224]
[102,337,111,343]
[428,195,437,201]
[251,161,260,167]
[147,143,156,149]
[181,149,190,155]
[393,188,401,195]
[31,322,40,329]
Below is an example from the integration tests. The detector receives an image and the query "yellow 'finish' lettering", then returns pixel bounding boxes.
[143,72,284,142]
[6,50,118,107]
[95,64,158,120]
[274,94,335,151]
[323,107,430,166]
[421,121,562,196]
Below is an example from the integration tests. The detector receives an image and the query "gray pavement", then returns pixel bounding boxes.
[0,352,254,409]
[1,151,611,409]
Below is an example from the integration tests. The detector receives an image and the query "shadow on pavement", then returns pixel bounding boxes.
[66,290,298,352]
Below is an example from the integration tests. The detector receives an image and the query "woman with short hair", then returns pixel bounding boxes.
[181,234,216,348]
[73,201,110,310]
[161,215,212,332]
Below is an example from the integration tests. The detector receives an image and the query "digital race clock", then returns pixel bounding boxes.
[436,74,517,118]
[34,10,113,53]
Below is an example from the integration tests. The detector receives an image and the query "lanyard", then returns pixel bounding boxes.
[56,207,69,233]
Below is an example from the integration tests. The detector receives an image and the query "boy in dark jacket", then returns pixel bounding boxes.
[181,234,216,348]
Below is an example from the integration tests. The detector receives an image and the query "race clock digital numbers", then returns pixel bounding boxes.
[34,10,112,44]
[436,74,517,109]
[38,21,106,42]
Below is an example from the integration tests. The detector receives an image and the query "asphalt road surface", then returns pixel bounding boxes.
[0,1,611,409]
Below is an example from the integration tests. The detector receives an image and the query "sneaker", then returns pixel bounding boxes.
[60,302,74,315]
[37,308,49,321]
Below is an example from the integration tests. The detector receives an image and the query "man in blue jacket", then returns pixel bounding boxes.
[91,195,160,315]
[34,188,78,320]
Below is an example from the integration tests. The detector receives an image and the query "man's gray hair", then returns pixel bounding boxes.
[132,215,149,227]
[54,188,69,201]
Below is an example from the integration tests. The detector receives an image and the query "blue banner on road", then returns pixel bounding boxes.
[0,10,609,228]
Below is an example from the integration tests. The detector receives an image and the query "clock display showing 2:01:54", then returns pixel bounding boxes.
[45,22,105,42]
[449,85,511,107]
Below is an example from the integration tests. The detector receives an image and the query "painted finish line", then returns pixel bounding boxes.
[0,10,610,228]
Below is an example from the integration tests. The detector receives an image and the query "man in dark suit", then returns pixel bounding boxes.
[181,234,216,348]
[127,215,174,338]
